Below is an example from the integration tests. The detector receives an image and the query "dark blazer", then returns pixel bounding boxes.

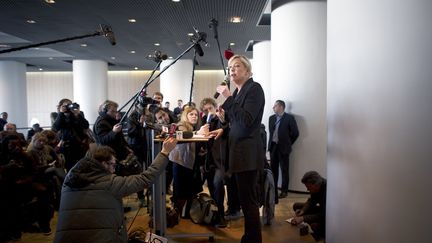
[221,78,265,173]
[268,112,299,154]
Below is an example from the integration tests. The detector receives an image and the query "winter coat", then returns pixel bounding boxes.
[53,153,169,243]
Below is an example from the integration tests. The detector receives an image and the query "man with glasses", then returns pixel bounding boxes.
[54,138,177,243]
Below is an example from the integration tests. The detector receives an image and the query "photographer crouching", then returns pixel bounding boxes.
[52,98,90,171]
[53,137,177,243]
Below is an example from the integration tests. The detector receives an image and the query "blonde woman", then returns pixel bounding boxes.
[169,106,208,216]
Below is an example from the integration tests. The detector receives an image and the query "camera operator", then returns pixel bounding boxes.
[52,98,90,171]
[93,100,132,162]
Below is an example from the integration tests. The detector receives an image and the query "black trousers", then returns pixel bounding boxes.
[270,143,291,194]
[235,170,262,243]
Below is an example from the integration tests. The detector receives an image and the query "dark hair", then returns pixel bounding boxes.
[153,91,164,100]
[87,144,116,163]
[199,98,217,111]
[275,100,286,109]
[301,171,323,185]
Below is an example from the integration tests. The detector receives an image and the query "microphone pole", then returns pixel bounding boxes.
[118,60,162,124]
[118,60,161,113]
[209,18,229,89]
[0,24,115,54]
[189,48,198,105]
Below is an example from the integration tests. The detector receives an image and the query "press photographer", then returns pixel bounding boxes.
[52,98,90,171]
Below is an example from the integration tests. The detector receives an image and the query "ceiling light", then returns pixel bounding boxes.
[80,43,87,47]
[128,19,136,23]
[229,16,243,23]
[229,42,236,46]
[26,20,36,24]
[48,57,53,60]
[45,0,55,3]
[111,57,116,60]
[187,33,194,36]
[134,67,139,70]
[33,47,40,50]
[38,68,43,71]
[154,43,160,46]
[169,56,173,59]
[130,50,136,54]
[172,0,181,2]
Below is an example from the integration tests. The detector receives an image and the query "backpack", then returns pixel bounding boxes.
[189,192,218,224]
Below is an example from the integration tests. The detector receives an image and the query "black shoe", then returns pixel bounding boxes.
[123,206,132,213]
[278,192,288,199]
[214,216,227,228]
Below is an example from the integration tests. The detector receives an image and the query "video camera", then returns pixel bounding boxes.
[66,102,80,112]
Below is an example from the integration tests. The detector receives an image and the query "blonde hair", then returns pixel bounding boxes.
[228,54,252,74]
[178,106,200,132]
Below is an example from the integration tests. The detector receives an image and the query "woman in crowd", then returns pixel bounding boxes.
[169,106,208,217]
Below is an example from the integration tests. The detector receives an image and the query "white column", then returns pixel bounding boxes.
[0,61,27,128]
[327,0,432,242]
[252,41,272,130]
[160,59,193,105]
[271,0,327,191]
[73,60,108,125]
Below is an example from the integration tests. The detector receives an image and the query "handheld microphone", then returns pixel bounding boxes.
[208,18,219,39]
[206,113,214,124]
[214,73,230,99]
[100,24,116,45]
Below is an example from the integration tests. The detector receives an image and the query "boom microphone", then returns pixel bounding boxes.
[147,50,168,62]
[208,18,219,39]
[100,24,116,45]
[194,43,204,56]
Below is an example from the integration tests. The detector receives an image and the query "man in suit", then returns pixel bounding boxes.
[214,55,265,243]
[268,100,299,202]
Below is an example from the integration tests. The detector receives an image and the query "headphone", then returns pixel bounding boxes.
[100,100,111,114]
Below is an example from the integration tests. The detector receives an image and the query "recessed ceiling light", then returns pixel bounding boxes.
[80,43,87,47]
[48,57,53,60]
[130,50,136,54]
[134,67,139,70]
[172,0,181,2]
[229,42,236,46]
[111,56,116,60]
[229,16,243,23]
[38,68,43,71]
[187,33,194,36]
[27,20,36,24]
[128,19,136,23]
[154,43,160,46]
[45,0,55,3]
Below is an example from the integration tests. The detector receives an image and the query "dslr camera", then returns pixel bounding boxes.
[66,102,80,112]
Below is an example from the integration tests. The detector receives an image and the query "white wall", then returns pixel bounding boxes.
[0,61,28,128]
[271,1,327,191]
[327,0,432,242]
[25,70,224,127]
